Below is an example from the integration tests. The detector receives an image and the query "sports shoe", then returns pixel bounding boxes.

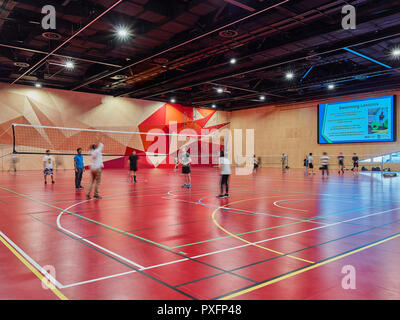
[217,195,225,199]
[94,195,102,200]
[86,194,91,199]
[181,184,187,188]
[187,184,191,189]
[224,194,229,198]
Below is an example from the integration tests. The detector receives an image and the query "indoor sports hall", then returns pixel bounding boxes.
[1,0,400,302]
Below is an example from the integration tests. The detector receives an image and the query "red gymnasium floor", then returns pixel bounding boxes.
[1,167,400,300]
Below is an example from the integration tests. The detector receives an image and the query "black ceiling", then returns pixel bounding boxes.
[1,0,400,110]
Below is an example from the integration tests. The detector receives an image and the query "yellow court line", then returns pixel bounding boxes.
[212,195,315,264]
[220,232,400,300]
[0,235,68,300]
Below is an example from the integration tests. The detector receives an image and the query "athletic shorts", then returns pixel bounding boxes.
[182,165,191,174]
[353,163,359,168]
[322,165,329,170]
[44,168,53,176]
[254,164,259,169]
[309,163,314,169]
[130,165,137,172]
[339,161,344,166]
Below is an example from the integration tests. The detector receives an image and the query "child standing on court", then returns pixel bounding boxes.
[43,150,55,184]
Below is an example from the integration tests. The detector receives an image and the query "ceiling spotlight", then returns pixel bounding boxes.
[35,83,42,88]
[260,95,266,101]
[216,87,224,93]
[116,26,131,40]
[65,61,75,69]
[211,104,216,109]
[170,98,176,103]
[285,72,294,80]
[230,58,237,65]
[392,48,400,57]
[328,83,335,90]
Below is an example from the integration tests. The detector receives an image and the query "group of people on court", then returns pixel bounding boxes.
[304,152,360,176]
[41,138,139,200]
[39,139,232,200]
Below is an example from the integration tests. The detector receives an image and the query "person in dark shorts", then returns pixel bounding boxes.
[253,155,259,173]
[43,150,55,184]
[338,152,345,175]
[180,147,191,188]
[74,148,84,189]
[128,150,138,183]
[352,153,359,174]
[308,153,315,175]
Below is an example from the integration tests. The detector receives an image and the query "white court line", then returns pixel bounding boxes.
[0,230,63,289]
[61,270,137,288]
[161,197,199,205]
[63,205,400,288]
[221,204,326,225]
[56,200,145,270]
[273,199,309,212]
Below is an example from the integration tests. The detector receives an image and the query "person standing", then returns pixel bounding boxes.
[352,153,359,175]
[281,153,287,171]
[253,155,259,173]
[87,139,104,200]
[128,150,138,183]
[217,150,231,198]
[304,154,309,175]
[43,150,55,184]
[321,152,330,177]
[74,148,84,189]
[8,154,18,173]
[180,147,191,189]
[338,152,345,175]
[308,153,315,175]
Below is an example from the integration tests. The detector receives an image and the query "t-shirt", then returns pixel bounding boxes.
[43,155,55,169]
[338,156,344,163]
[219,157,231,175]
[308,156,313,163]
[74,154,84,169]
[90,143,104,170]
[352,156,359,164]
[129,155,138,166]
[180,152,190,167]
[321,156,329,165]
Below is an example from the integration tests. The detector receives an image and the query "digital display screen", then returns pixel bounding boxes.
[318,95,396,144]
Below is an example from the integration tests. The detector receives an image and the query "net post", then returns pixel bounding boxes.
[12,124,16,154]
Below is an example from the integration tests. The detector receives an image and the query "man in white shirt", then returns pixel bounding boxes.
[87,139,104,200]
[43,150,55,184]
[218,150,231,198]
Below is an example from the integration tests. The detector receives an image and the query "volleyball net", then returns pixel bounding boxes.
[11,123,224,163]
